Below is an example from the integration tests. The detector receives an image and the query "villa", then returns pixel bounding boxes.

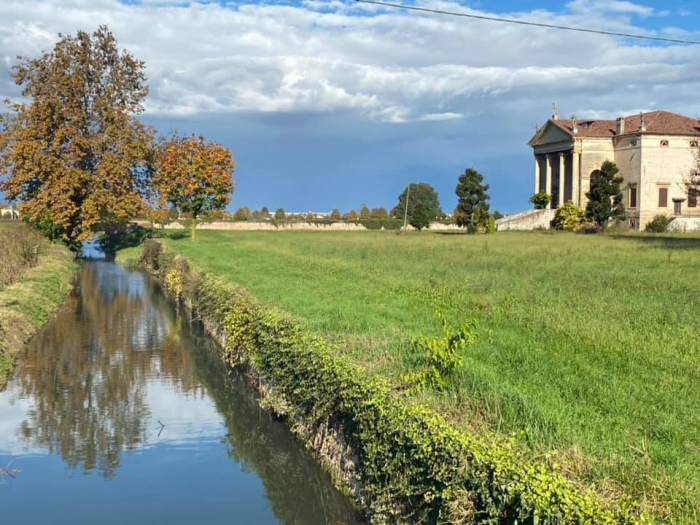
[529,109,700,230]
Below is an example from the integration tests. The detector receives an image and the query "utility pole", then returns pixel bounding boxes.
[403,183,410,230]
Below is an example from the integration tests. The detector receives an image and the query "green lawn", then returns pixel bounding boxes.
[162,230,700,520]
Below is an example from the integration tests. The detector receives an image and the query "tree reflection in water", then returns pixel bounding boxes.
[14,263,198,477]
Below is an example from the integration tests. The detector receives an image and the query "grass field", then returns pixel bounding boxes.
[161,230,700,520]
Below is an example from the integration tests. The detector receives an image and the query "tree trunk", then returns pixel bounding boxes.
[190,220,197,242]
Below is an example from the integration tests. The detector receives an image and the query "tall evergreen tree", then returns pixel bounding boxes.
[585,160,625,228]
[455,168,490,233]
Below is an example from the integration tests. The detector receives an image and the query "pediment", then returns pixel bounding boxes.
[530,122,572,146]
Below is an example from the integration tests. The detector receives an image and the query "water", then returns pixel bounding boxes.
[0,262,363,525]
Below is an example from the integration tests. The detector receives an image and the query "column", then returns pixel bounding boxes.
[534,156,540,194]
[572,151,580,206]
[558,153,566,207]
[545,155,553,209]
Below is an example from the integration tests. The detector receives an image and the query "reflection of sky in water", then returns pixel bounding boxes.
[0,381,224,456]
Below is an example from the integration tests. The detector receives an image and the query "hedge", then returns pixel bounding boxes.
[137,240,655,525]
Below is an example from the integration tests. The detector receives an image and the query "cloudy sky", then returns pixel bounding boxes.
[2,0,699,213]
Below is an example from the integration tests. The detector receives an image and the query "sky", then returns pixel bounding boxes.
[2,0,700,214]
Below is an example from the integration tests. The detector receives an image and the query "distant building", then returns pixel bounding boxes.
[0,204,19,220]
[529,109,700,230]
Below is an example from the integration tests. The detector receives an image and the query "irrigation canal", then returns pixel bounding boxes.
[0,261,364,524]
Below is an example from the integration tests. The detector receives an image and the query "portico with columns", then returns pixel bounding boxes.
[533,149,582,208]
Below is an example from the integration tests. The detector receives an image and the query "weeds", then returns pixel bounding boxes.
[0,226,45,289]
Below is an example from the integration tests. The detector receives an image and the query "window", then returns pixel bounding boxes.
[674,200,682,216]
[691,141,699,148]
[689,189,698,208]
[658,187,669,208]
[628,186,637,208]
[661,140,669,147]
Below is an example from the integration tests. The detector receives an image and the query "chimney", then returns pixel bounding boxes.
[571,115,578,134]
[640,112,647,132]
[616,117,625,135]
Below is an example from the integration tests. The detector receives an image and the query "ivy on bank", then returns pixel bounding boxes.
[138,240,655,525]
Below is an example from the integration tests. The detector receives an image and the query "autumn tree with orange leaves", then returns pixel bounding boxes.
[0,26,154,251]
[154,134,235,241]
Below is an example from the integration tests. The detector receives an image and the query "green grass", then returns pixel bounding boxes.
[161,230,700,520]
[0,236,75,389]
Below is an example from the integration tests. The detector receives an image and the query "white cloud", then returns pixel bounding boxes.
[0,0,699,125]
[418,112,464,121]
[566,0,656,17]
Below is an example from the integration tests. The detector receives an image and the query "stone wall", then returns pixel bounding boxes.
[668,218,700,232]
[495,209,556,231]
[138,220,467,232]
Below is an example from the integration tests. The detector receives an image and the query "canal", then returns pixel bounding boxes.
[0,262,363,524]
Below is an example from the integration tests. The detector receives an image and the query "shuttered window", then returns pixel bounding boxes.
[658,187,668,208]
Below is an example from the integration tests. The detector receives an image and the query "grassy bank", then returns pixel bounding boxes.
[156,230,699,521]
[0,225,75,388]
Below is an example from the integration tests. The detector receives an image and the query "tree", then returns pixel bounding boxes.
[410,201,433,230]
[359,204,371,220]
[0,26,154,251]
[329,208,342,221]
[371,207,389,219]
[492,210,504,220]
[260,206,270,219]
[234,206,251,221]
[274,208,286,220]
[455,168,490,233]
[585,160,625,229]
[345,210,359,221]
[392,183,441,230]
[168,206,179,220]
[529,191,552,210]
[154,133,235,241]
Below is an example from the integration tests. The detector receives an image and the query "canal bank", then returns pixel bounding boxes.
[0,261,363,524]
[0,241,75,389]
[130,240,651,525]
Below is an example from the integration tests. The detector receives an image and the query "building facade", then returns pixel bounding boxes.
[529,110,700,230]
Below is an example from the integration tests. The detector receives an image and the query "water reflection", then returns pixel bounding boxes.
[0,263,362,525]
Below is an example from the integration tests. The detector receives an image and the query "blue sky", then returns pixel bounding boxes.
[3,0,700,214]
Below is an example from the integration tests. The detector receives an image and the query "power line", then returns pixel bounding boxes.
[355,0,700,45]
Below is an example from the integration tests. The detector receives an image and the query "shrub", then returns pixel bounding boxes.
[551,201,585,231]
[645,214,669,233]
[486,216,496,234]
[529,191,552,210]
[358,218,404,230]
[575,221,603,235]
[402,309,474,391]
[0,226,45,289]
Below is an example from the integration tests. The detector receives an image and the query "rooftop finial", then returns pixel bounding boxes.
[640,112,647,132]
[571,115,578,134]
[552,102,559,120]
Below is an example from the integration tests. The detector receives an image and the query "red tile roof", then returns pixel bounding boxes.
[532,111,700,144]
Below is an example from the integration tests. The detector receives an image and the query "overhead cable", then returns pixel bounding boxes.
[355,0,700,45]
